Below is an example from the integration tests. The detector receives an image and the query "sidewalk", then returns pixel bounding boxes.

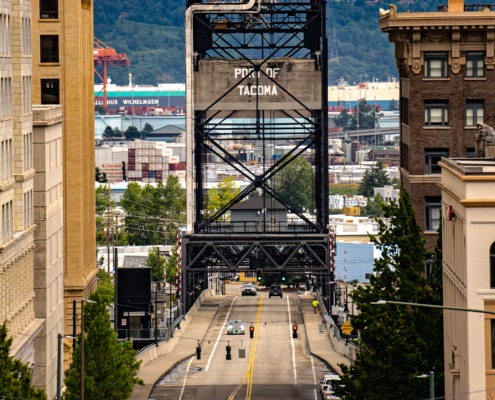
[129,291,352,400]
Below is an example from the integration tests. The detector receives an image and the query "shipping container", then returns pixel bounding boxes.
[128,162,135,171]
[142,163,149,171]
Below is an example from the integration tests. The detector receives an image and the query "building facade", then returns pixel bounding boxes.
[440,157,495,400]
[379,0,495,249]
[32,105,64,398]
[1,0,41,378]
[30,0,98,377]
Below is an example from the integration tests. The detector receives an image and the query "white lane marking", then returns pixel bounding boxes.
[178,356,194,400]
[287,295,297,385]
[205,296,237,372]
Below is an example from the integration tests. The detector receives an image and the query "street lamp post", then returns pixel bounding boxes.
[57,334,75,400]
[371,299,495,316]
[372,299,495,400]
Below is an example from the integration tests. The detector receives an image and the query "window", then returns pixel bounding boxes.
[425,52,448,78]
[1,201,13,244]
[23,132,32,171]
[425,149,449,174]
[466,100,484,126]
[40,35,59,62]
[1,139,12,180]
[41,79,59,104]
[40,0,58,19]
[424,101,449,126]
[0,14,11,54]
[466,51,485,78]
[24,190,33,229]
[490,243,495,289]
[465,147,476,158]
[425,197,441,232]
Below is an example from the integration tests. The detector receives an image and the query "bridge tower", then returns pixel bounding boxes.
[184,0,332,310]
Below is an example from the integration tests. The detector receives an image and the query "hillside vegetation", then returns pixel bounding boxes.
[94,0,466,86]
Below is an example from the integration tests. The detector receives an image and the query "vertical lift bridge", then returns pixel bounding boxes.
[183,0,333,310]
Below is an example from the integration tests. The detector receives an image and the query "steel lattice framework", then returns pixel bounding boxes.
[183,0,332,307]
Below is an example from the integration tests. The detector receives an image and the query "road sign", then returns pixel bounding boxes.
[341,321,353,335]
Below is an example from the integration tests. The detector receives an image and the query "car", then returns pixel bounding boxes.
[241,284,257,296]
[269,284,283,298]
[320,374,341,399]
[226,320,245,335]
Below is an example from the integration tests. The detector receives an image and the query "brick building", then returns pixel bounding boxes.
[379,0,495,249]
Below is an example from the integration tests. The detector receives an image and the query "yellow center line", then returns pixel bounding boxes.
[227,295,263,400]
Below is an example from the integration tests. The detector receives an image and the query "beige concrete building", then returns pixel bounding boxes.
[32,105,64,398]
[1,0,42,382]
[30,0,98,340]
[440,156,495,400]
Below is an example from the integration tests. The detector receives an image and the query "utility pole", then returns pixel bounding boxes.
[107,183,111,274]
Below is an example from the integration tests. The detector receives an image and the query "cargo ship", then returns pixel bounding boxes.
[95,79,399,115]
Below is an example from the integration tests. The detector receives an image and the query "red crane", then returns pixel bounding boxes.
[94,37,130,110]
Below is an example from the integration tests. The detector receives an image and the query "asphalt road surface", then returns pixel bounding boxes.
[149,286,333,400]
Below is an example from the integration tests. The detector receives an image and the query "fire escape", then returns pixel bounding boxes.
[183,0,333,309]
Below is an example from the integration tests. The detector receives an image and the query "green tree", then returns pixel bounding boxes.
[335,108,352,131]
[0,323,47,399]
[165,244,178,285]
[95,167,107,183]
[206,176,241,218]
[273,156,314,213]
[96,186,120,246]
[358,161,390,197]
[102,125,115,139]
[144,247,165,282]
[125,126,141,141]
[333,185,444,400]
[95,105,107,115]
[388,99,399,111]
[361,193,385,218]
[64,289,143,399]
[141,122,154,137]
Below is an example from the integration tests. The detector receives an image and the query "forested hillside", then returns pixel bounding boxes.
[94,0,467,86]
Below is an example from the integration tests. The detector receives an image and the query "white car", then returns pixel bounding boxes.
[226,320,245,335]
[320,374,341,399]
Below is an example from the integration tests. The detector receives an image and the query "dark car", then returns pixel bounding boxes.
[241,284,257,296]
[269,284,283,298]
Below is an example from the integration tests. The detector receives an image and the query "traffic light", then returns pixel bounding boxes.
[292,324,298,339]
[256,269,263,282]
[226,344,232,360]
[281,271,287,283]
[249,325,254,339]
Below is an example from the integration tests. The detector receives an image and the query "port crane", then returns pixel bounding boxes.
[94,37,130,110]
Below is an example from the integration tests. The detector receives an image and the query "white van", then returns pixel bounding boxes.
[319,374,341,397]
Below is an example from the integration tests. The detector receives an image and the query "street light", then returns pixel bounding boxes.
[371,299,495,316]
[417,371,435,400]
[57,334,75,400]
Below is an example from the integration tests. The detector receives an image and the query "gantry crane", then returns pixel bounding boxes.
[94,37,130,110]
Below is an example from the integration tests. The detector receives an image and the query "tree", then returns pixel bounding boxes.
[102,125,115,139]
[333,185,444,400]
[95,105,107,115]
[388,99,399,111]
[0,323,47,399]
[125,125,141,141]
[361,193,385,218]
[64,290,143,399]
[95,167,107,183]
[206,176,240,218]
[273,156,314,213]
[358,161,390,197]
[144,247,165,282]
[141,122,154,137]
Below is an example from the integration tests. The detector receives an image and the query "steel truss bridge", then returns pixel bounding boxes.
[183,0,334,310]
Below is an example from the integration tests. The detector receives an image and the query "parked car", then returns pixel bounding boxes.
[226,320,245,335]
[268,284,283,298]
[241,284,257,296]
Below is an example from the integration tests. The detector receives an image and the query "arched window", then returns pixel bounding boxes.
[490,243,495,288]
